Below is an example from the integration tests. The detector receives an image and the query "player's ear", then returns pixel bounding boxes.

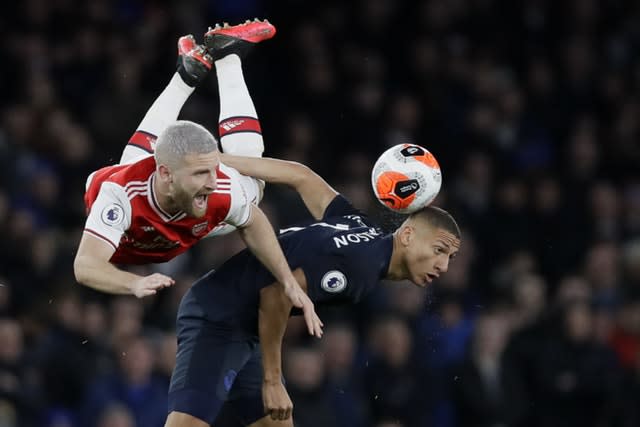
[157,164,173,183]
[398,224,414,247]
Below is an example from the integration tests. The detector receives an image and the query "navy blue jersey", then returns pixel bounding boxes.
[190,195,393,336]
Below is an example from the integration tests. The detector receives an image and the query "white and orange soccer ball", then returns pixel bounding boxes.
[371,143,442,214]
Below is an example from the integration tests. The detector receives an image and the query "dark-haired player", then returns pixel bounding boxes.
[166,154,461,427]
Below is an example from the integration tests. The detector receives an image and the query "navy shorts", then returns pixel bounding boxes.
[168,290,266,426]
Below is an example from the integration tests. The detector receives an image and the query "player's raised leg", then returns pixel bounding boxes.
[204,19,276,159]
[120,35,213,165]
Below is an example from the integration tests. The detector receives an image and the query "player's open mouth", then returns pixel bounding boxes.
[425,273,438,283]
[194,194,208,209]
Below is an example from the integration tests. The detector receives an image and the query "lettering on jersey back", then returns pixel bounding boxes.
[333,228,381,248]
[279,216,380,249]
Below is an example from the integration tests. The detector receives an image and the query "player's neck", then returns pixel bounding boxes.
[386,233,409,280]
[152,174,181,215]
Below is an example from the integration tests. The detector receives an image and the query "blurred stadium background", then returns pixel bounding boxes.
[1,0,640,426]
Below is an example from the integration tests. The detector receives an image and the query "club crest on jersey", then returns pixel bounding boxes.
[321,270,347,293]
[191,221,209,236]
[101,204,124,226]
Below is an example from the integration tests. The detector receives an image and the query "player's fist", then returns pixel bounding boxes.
[262,381,293,421]
[130,273,175,298]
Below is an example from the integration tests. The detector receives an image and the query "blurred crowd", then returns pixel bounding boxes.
[1,0,640,426]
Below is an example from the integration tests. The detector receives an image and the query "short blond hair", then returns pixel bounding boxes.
[154,120,217,168]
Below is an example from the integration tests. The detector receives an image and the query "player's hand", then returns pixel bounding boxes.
[130,273,175,298]
[284,284,323,338]
[262,381,293,421]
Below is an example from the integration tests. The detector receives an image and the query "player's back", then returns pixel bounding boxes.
[188,195,393,335]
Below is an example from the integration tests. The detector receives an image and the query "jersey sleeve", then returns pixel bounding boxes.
[322,195,363,219]
[221,167,255,228]
[83,182,132,250]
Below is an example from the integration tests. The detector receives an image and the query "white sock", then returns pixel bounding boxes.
[216,54,264,157]
[120,73,195,163]
[137,73,194,136]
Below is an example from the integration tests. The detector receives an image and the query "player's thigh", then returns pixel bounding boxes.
[215,348,293,427]
[169,291,255,424]
[165,411,210,427]
[222,341,266,425]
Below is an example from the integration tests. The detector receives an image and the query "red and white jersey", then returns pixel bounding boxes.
[83,155,257,264]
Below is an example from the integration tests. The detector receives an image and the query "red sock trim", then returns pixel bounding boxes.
[219,117,262,138]
[127,130,157,153]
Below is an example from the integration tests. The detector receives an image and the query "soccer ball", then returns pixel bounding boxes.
[371,143,442,214]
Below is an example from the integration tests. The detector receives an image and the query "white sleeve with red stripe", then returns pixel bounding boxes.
[219,164,253,228]
[83,182,132,250]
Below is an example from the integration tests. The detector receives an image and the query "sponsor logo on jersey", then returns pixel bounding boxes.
[101,204,124,226]
[141,226,155,232]
[321,270,347,293]
[192,221,209,236]
[122,233,180,250]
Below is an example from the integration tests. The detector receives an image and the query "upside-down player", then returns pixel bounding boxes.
[165,154,461,427]
[73,20,322,336]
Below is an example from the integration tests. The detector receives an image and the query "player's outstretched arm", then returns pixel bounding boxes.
[220,154,338,220]
[238,204,323,337]
[258,268,307,421]
[74,235,175,298]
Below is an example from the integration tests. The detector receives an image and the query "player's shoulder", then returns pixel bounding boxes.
[322,194,377,227]
[217,162,236,180]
